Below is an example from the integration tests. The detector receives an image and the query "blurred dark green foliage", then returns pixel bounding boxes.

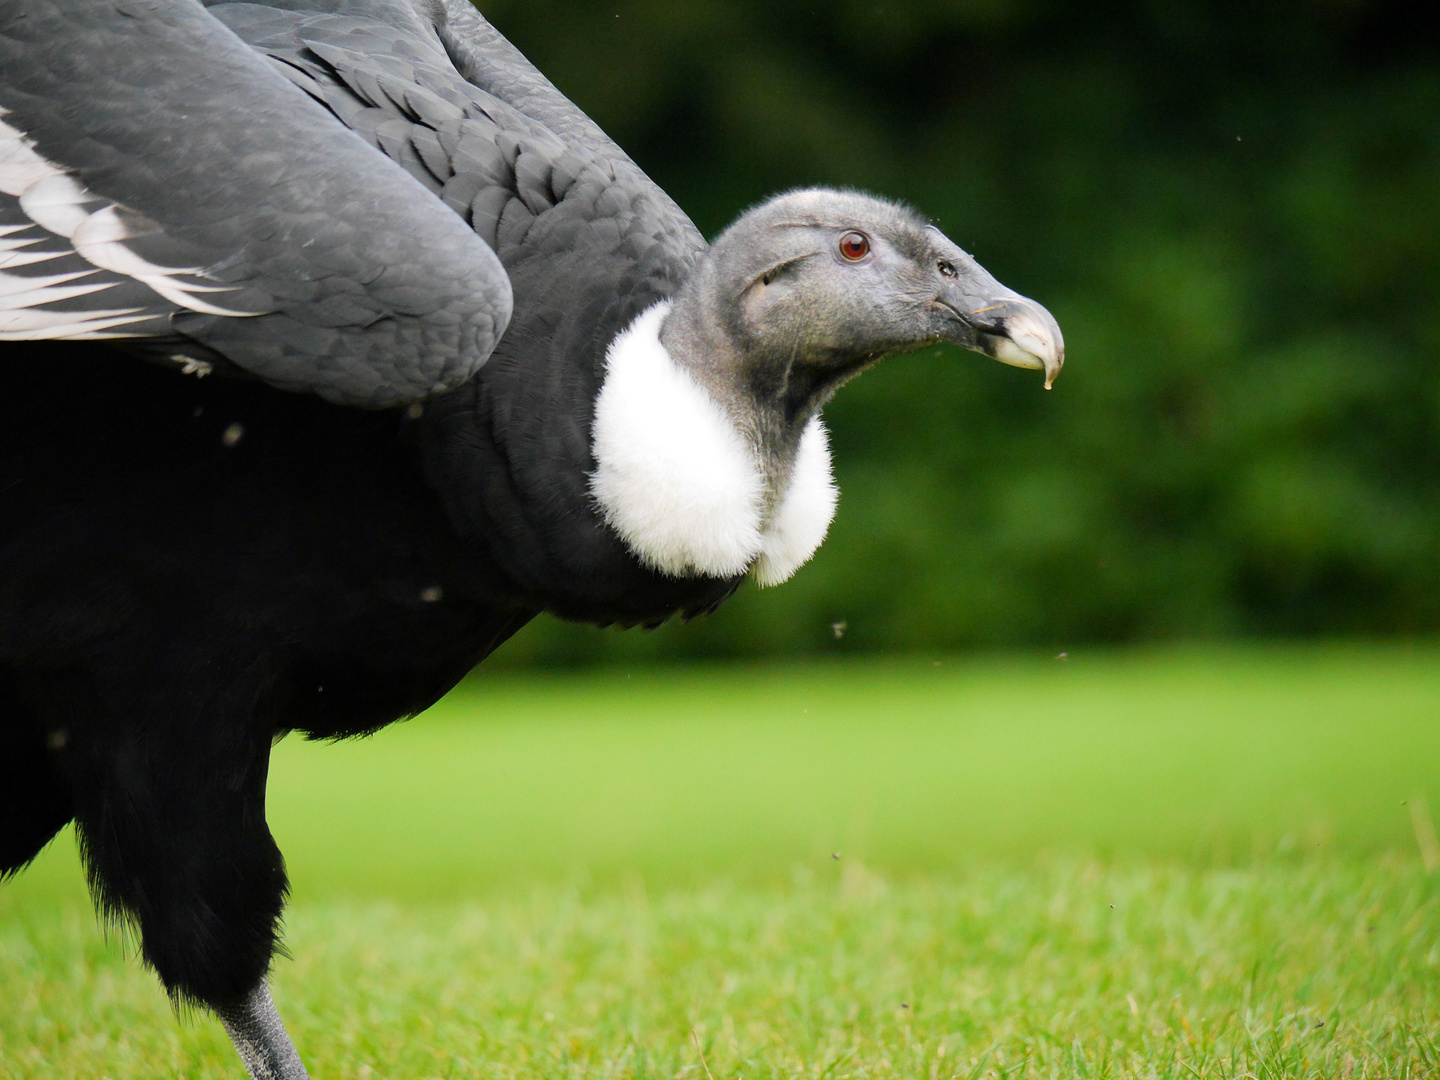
[478,0,1440,661]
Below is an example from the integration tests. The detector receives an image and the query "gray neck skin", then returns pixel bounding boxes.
[659,261,860,518]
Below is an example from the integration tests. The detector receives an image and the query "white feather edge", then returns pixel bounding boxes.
[589,301,838,586]
[0,112,263,332]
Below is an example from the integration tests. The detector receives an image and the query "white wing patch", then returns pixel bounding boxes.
[71,206,264,318]
[590,302,839,585]
[17,173,101,236]
[0,113,265,340]
[0,123,59,197]
[0,268,111,303]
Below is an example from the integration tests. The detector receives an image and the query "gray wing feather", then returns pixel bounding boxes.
[0,0,512,407]
[212,0,706,308]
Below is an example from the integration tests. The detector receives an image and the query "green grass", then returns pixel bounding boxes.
[3,644,1439,1077]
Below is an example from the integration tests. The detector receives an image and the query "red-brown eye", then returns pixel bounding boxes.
[838,231,870,261]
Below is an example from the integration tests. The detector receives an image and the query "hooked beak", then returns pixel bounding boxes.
[971,296,1066,390]
[934,248,1066,388]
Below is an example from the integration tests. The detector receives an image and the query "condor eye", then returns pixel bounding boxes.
[938,259,957,278]
[838,232,870,262]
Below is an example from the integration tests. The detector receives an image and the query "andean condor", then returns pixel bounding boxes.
[0,0,1065,1075]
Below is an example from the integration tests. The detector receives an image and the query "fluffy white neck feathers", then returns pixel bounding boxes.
[589,302,838,585]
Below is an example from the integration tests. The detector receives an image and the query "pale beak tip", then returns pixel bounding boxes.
[987,299,1064,389]
[1042,350,1064,390]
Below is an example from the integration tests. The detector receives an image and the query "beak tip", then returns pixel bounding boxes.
[1042,350,1064,390]
[980,297,1064,387]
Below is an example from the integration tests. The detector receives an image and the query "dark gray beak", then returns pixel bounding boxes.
[935,246,1066,389]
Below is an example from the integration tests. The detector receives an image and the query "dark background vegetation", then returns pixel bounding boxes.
[477,0,1440,662]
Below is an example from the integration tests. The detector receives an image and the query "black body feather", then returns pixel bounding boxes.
[0,336,737,1005]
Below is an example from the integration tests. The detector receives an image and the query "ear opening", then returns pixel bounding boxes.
[749,254,810,291]
[740,254,811,329]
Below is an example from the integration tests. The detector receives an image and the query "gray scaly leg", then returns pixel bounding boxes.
[214,982,310,1080]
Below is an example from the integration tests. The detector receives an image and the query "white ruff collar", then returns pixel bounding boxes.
[589,301,838,585]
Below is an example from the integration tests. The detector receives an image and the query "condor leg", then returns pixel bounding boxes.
[215,981,310,1080]
[65,689,309,1078]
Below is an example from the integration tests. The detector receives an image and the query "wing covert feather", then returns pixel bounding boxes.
[0,0,513,406]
